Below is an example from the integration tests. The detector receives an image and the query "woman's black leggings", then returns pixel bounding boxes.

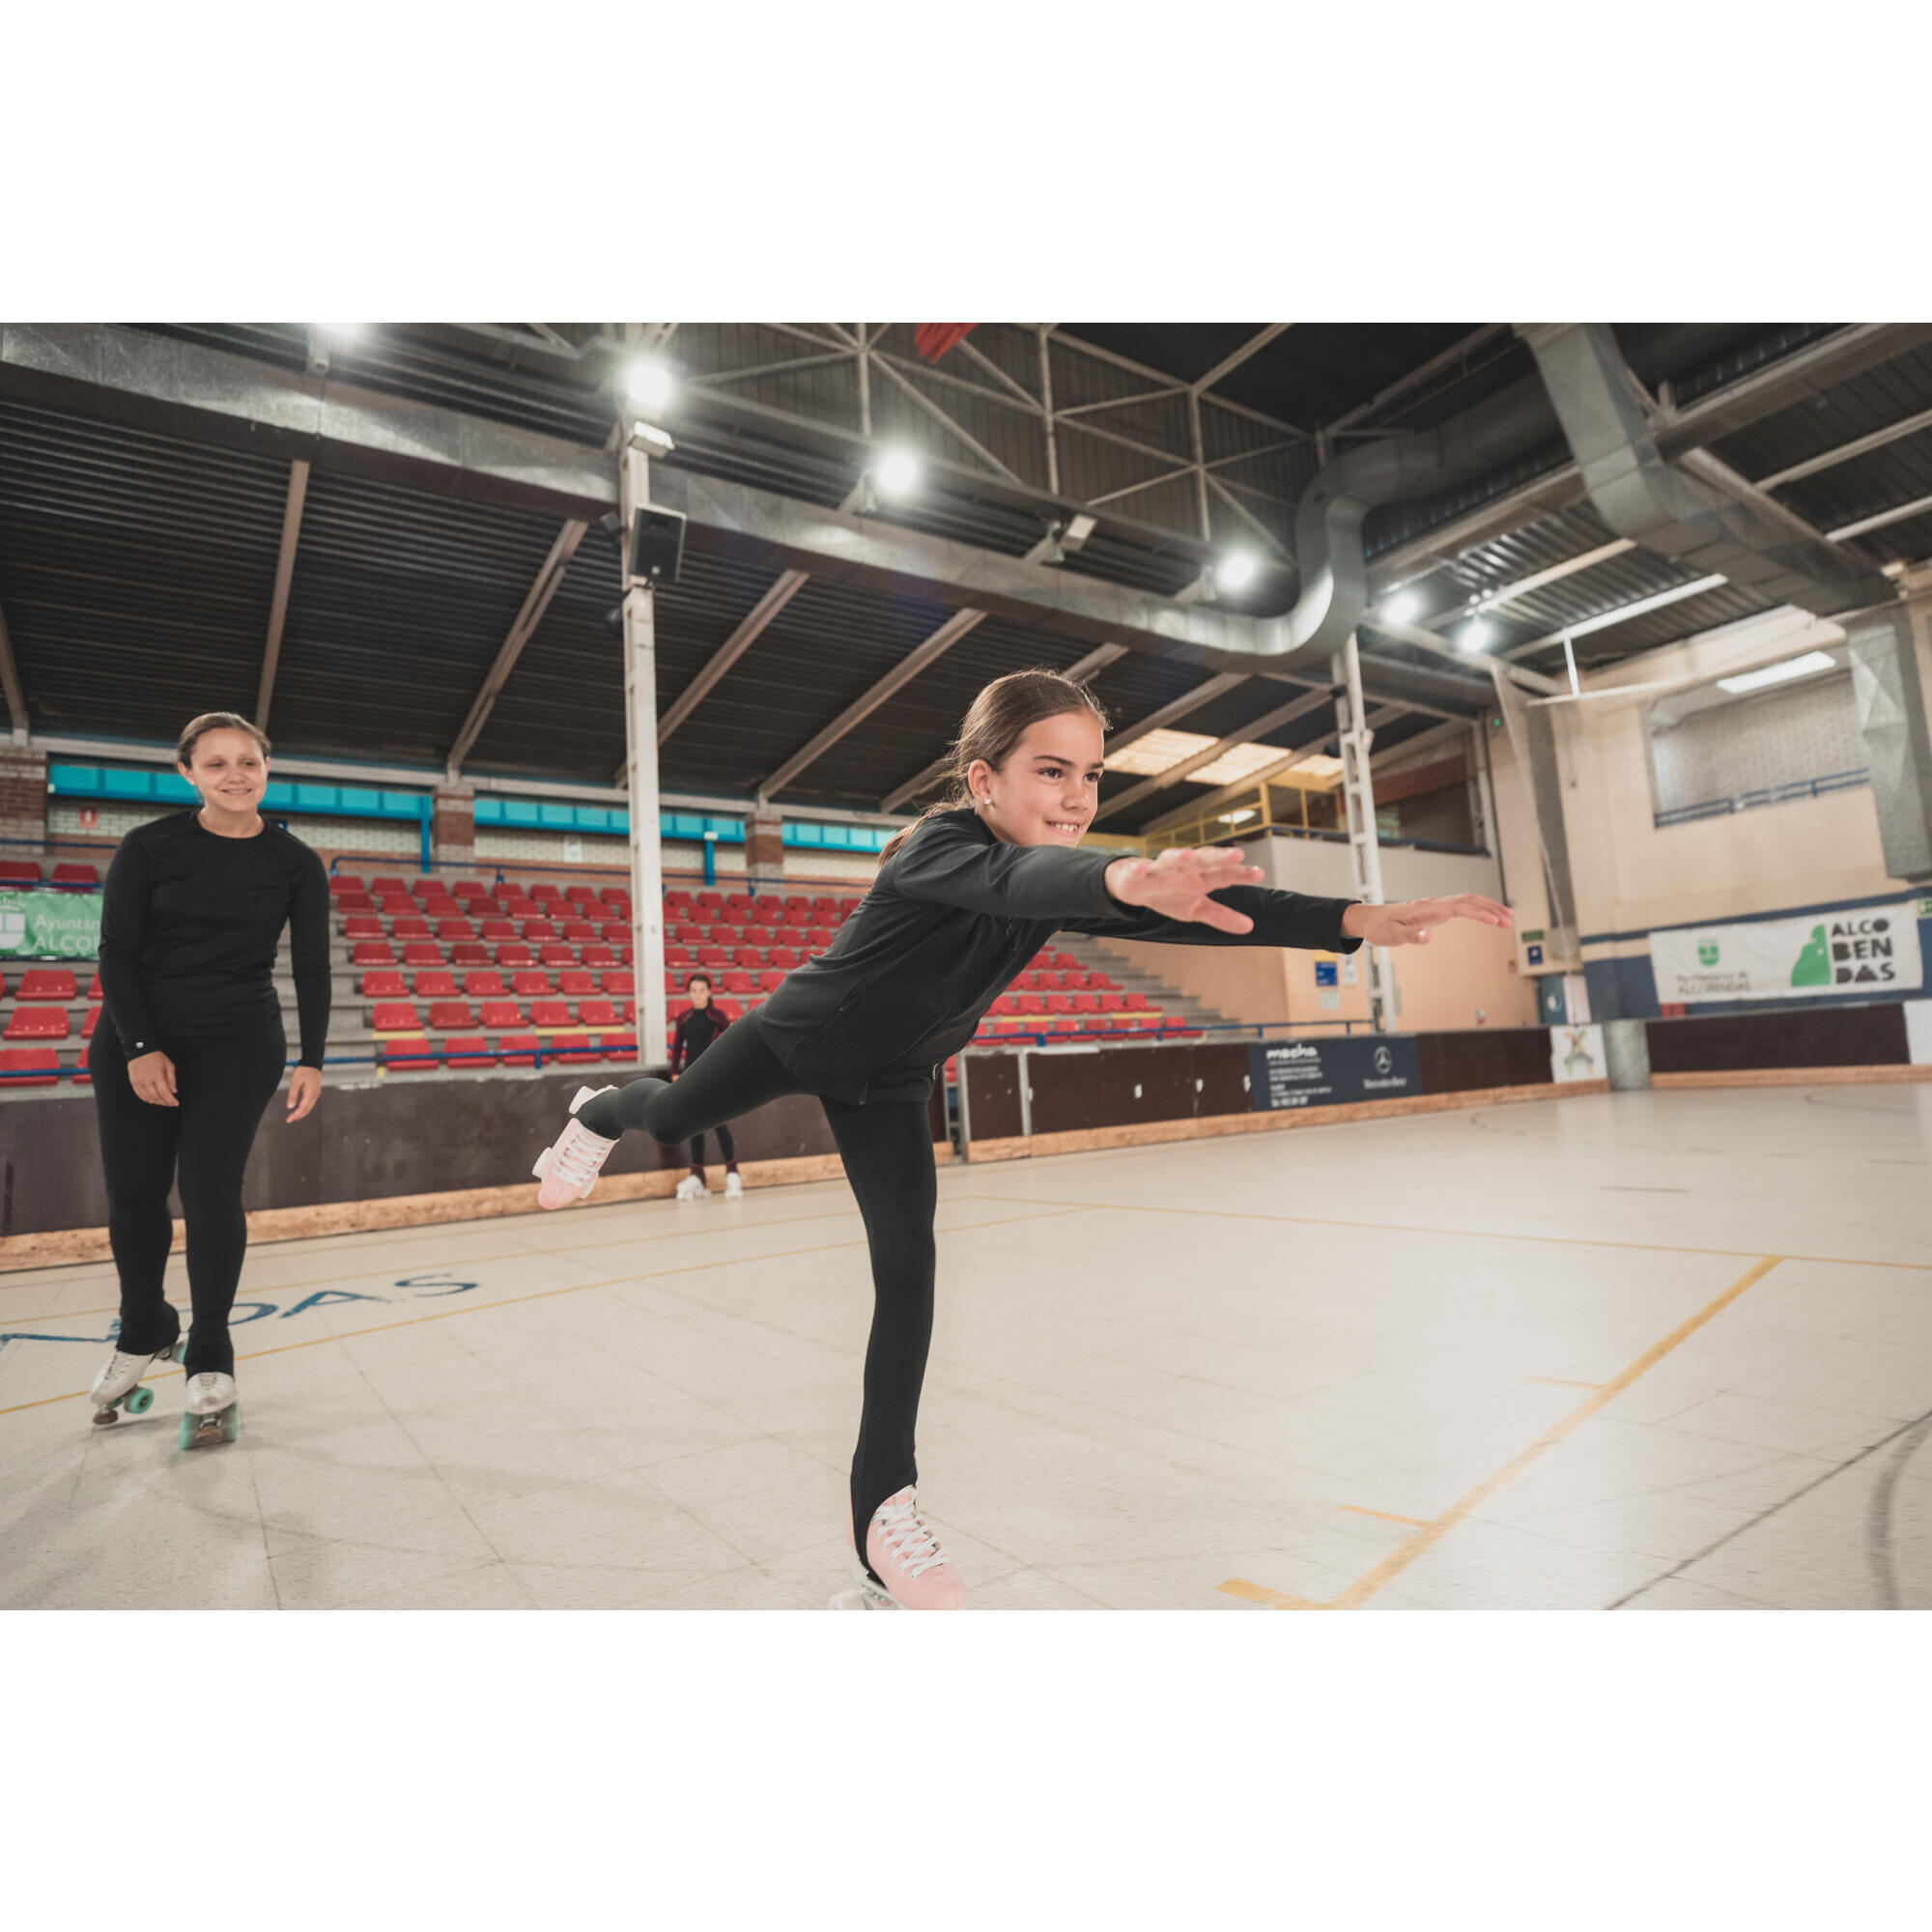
[87,1020,288,1377]
[688,1121,734,1169]
[579,1020,936,1569]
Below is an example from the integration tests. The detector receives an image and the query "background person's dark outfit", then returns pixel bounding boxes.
[669,1001,735,1171]
[91,811,330,1376]
[580,810,1360,1574]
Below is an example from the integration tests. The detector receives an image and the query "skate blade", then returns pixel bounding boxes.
[828,1587,895,1612]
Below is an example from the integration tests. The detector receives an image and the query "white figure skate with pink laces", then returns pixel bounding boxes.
[532,1085,618,1209]
[830,1486,967,1610]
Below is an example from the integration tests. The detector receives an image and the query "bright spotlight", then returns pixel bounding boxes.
[1459,619,1493,653]
[625,358,675,413]
[1381,589,1420,625]
[314,324,364,344]
[874,449,921,497]
[1217,550,1259,592]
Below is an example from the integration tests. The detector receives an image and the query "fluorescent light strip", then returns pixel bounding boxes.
[1506,575,1728,657]
[1716,650,1836,695]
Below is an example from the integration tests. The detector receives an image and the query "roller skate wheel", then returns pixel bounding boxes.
[125,1386,155,1416]
[91,1406,120,1428]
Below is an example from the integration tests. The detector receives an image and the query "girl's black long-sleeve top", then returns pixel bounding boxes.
[669,1001,729,1075]
[97,811,332,1066]
[749,808,1360,1104]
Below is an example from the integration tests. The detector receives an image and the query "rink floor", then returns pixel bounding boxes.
[3,1083,1930,1612]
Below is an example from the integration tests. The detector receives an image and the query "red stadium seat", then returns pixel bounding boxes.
[600,968,635,995]
[0,1047,60,1086]
[412,970,458,998]
[511,970,553,998]
[502,899,537,919]
[530,1000,573,1029]
[696,946,727,969]
[495,944,534,967]
[449,942,489,966]
[479,1001,525,1030]
[83,1005,102,1037]
[401,942,443,967]
[603,887,633,906]
[6,1007,70,1039]
[529,883,561,903]
[344,916,383,939]
[778,926,807,948]
[436,918,473,941]
[372,1003,421,1033]
[479,920,515,939]
[392,917,432,939]
[360,971,407,999]
[599,1034,637,1060]
[452,880,488,899]
[696,891,724,909]
[1072,993,1099,1014]
[807,926,835,949]
[17,969,76,1000]
[428,1002,475,1032]
[564,884,597,904]
[768,948,799,970]
[50,863,100,888]
[522,920,557,941]
[562,922,594,944]
[553,1032,600,1065]
[1098,992,1124,1013]
[351,942,396,967]
[539,943,575,966]
[497,1033,542,1068]
[599,923,630,945]
[723,971,753,994]
[371,876,408,895]
[329,873,365,895]
[464,971,507,998]
[733,947,762,969]
[666,946,694,969]
[740,926,770,948]
[582,945,616,969]
[755,971,784,992]
[557,970,594,996]
[578,999,619,1028]
[381,1037,438,1072]
[87,971,102,999]
[336,892,376,913]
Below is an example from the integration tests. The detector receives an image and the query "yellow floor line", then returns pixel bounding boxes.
[953,1193,1928,1273]
[1220,1253,1785,1612]
[1218,1578,1319,1610]
[1339,1504,1433,1527]
[0,1206,1094,1421]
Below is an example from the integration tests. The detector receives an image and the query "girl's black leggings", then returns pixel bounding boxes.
[87,1019,288,1378]
[579,1019,936,1569]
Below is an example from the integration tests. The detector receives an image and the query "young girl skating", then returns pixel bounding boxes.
[531,669,1510,1608]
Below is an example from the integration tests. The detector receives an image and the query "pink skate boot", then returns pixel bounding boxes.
[532,1085,618,1209]
[833,1486,967,1610]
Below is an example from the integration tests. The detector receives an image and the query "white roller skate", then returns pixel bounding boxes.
[181,1372,240,1451]
[532,1085,618,1209]
[674,1171,707,1202]
[88,1340,185,1427]
[724,1170,743,1200]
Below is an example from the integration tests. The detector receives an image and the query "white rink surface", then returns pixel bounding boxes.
[4,1084,1930,1612]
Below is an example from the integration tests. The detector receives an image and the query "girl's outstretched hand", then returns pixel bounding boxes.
[1103,847,1264,934]
[1343,895,1514,948]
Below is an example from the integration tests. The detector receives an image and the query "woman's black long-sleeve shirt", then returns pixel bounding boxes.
[97,811,332,1066]
[749,808,1360,1104]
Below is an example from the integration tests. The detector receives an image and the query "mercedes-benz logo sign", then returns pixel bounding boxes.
[1372,1045,1393,1075]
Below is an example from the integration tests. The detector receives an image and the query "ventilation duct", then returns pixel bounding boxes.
[1518,323,1894,618]
[1848,603,1932,882]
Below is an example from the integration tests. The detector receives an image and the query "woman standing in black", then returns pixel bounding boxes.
[669,971,742,1200]
[85,712,331,1445]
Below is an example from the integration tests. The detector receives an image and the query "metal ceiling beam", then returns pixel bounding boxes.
[1363,616,1564,696]
[0,324,618,520]
[1139,707,1405,836]
[1830,491,1932,543]
[1420,539,1637,627]
[1094,688,1334,822]
[1046,329,1310,440]
[868,357,1023,482]
[445,520,588,779]
[1755,404,1932,491]
[1102,671,1252,758]
[1501,574,1730,661]
[1366,323,1932,596]
[876,640,1128,812]
[1325,325,1514,435]
[1191,325,1293,398]
[655,567,811,753]
[0,600,28,743]
[757,608,989,801]
[255,458,309,731]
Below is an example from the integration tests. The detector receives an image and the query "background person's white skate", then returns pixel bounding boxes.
[674,1172,707,1201]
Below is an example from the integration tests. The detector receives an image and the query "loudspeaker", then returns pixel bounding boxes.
[629,506,687,586]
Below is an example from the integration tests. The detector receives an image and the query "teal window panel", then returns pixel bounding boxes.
[538,804,574,829]
[382,792,429,818]
[159,774,198,803]
[295,782,340,811]
[49,765,100,795]
[103,769,154,800]
[504,800,541,828]
[474,798,503,826]
[337,785,384,815]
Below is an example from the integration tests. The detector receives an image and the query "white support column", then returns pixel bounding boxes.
[620,429,669,1067]
[1333,633,1395,1033]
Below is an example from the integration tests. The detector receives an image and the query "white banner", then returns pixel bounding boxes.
[1550,1024,1605,1083]
[1652,902,1923,1005]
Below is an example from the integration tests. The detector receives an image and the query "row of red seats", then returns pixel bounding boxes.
[350,941,631,969]
[5,1005,101,1041]
[359,969,635,999]
[1,970,102,1002]
[668,926,841,949]
[373,999,636,1032]
[332,875,628,905]
[0,861,99,888]
[381,1034,638,1071]
[341,916,634,943]
[334,894,630,919]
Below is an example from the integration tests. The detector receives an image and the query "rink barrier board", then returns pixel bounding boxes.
[0,1066,949,1247]
[1651,1065,1932,1090]
[964,1081,1609,1165]
[1643,1001,1910,1074]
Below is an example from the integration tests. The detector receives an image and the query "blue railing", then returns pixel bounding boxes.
[1655,769,1869,829]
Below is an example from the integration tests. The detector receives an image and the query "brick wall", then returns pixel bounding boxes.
[0,747,47,845]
